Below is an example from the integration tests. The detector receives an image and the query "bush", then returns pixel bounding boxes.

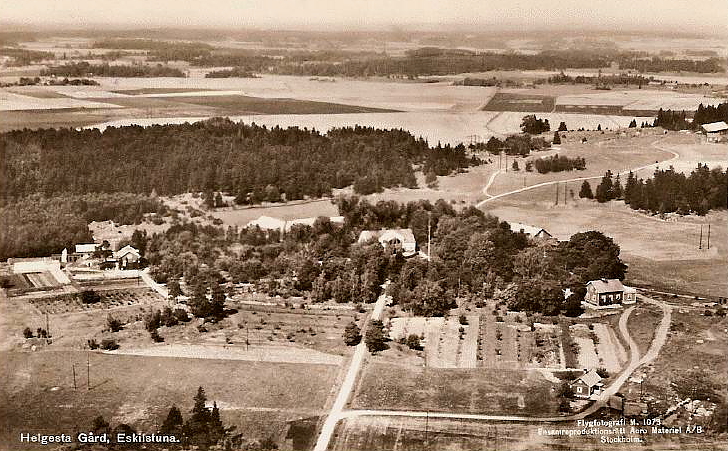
[107,314,124,332]
[405,334,423,350]
[23,327,33,338]
[596,367,610,378]
[458,314,468,325]
[100,338,119,350]
[150,329,164,343]
[87,338,99,350]
[80,290,101,304]
[173,308,190,322]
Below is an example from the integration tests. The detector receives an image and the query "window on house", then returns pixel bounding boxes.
[577,386,582,393]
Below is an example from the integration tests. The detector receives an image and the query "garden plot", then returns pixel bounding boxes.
[570,324,600,370]
[593,323,627,373]
[388,316,479,368]
[530,324,563,369]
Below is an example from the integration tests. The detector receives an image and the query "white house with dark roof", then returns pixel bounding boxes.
[358,228,417,257]
[585,278,639,307]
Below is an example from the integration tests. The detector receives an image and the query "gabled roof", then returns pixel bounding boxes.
[701,121,728,133]
[576,369,602,388]
[115,245,140,259]
[508,222,552,238]
[75,243,98,253]
[587,279,625,293]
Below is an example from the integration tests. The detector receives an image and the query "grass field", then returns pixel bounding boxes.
[352,361,559,416]
[0,350,338,450]
[210,199,339,227]
[626,305,663,357]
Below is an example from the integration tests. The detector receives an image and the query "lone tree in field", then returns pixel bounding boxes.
[558,121,568,132]
[343,321,362,346]
[512,160,520,171]
[520,115,550,134]
[579,181,594,199]
[365,319,388,353]
[552,131,561,145]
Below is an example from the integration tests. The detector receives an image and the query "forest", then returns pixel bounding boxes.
[622,165,728,215]
[1,119,477,203]
[0,193,165,260]
[144,196,626,317]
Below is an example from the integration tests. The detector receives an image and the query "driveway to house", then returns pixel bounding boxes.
[321,298,672,430]
[312,290,389,451]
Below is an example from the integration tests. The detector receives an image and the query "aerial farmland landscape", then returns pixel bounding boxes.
[1,1,727,451]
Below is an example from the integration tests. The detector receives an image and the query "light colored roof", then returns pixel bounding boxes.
[75,243,98,253]
[358,228,416,245]
[246,215,286,231]
[577,369,602,387]
[587,279,625,293]
[114,245,140,259]
[507,222,551,238]
[701,121,728,133]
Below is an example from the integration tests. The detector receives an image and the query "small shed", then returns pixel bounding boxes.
[570,369,604,399]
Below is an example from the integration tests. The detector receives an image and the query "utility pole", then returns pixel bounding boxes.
[87,352,90,390]
[46,313,50,337]
[564,182,567,204]
[72,364,77,390]
[707,223,711,249]
[555,183,559,205]
[699,225,703,249]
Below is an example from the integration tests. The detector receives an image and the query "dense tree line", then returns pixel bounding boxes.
[2,119,477,204]
[205,67,259,78]
[482,134,550,156]
[0,193,164,259]
[653,102,728,130]
[0,47,53,65]
[623,165,727,215]
[532,154,586,174]
[181,48,726,76]
[548,71,656,86]
[40,61,186,77]
[693,103,728,126]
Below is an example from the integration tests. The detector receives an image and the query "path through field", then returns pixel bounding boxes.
[476,137,680,207]
[312,289,388,451]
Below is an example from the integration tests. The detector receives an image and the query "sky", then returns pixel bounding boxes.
[1,0,727,34]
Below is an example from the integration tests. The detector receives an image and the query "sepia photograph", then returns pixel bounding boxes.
[0,1,726,450]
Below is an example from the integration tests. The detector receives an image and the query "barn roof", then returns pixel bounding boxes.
[587,279,625,293]
[701,121,728,133]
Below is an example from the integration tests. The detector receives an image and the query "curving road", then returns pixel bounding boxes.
[317,298,672,436]
[476,137,680,207]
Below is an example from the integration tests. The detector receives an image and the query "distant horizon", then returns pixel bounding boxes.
[1,0,727,37]
[1,22,726,41]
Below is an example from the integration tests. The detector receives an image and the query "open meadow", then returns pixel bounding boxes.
[0,350,339,450]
